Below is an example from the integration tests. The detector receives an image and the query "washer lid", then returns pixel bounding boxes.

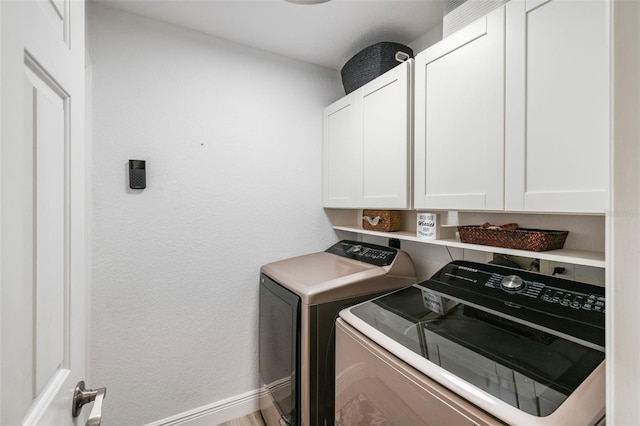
[261,252,384,305]
[261,240,416,305]
[341,285,606,425]
[260,251,415,305]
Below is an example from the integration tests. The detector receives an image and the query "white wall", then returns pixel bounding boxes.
[409,23,443,54]
[87,4,342,424]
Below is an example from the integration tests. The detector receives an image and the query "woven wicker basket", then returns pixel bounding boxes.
[457,226,569,252]
[341,42,414,94]
[362,210,402,232]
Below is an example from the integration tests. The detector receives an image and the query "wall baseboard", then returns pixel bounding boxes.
[144,388,264,426]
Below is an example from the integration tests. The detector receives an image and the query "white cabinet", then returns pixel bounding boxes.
[505,0,610,213]
[323,60,412,209]
[414,1,609,214]
[414,7,505,211]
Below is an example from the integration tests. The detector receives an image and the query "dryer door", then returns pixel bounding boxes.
[259,274,301,425]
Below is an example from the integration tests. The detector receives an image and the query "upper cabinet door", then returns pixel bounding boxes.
[323,94,362,208]
[505,0,610,213]
[323,60,412,209]
[414,7,505,211]
[361,60,412,209]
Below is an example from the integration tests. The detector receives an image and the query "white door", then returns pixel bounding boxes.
[414,7,505,211]
[1,1,94,425]
[361,60,412,209]
[323,94,362,208]
[504,0,609,213]
[415,8,504,210]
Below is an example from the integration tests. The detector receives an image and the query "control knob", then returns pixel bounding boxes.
[501,275,525,292]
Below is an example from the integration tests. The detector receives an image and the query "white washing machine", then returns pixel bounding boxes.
[259,240,416,426]
[336,260,606,426]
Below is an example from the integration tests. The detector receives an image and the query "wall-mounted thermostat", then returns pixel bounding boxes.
[129,160,146,189]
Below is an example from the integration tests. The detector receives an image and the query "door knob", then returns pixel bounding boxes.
[72,381,107,426]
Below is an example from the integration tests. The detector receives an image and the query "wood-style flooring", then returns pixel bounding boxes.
[217,411,266,426]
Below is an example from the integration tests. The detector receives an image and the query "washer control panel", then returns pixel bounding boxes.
[421,260,605,348]
[541,288,606,313]
[484,270,605,314]
[325,240,397,267]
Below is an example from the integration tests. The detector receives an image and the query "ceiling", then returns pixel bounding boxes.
[93,0,445,70]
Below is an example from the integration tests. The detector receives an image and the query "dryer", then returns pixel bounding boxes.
[259,240,416,426]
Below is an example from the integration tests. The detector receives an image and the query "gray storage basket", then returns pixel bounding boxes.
[340,42,414,94]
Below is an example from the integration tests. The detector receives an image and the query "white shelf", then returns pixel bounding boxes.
[333,225,605,268]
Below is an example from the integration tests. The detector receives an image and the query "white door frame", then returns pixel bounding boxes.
[607,0,640,424]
